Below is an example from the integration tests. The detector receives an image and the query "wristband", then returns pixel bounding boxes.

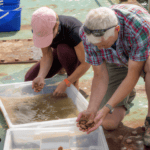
[105,104,114,114]
[64,79,71,87]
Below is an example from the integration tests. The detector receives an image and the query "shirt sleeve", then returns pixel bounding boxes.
[68,25,82,47]
[129,22,150,62]
[79,26,104,66]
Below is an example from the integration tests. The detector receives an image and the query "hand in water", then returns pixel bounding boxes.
[53,80,67,97]
[32,76,45,92]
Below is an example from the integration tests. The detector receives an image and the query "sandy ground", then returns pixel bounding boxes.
[0,39,42,63]
[79,78,146,100]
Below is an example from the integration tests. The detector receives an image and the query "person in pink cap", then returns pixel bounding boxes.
[24,7,90,96]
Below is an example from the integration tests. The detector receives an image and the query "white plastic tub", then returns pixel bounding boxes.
[4,126,109,150]
[0,79,88,128]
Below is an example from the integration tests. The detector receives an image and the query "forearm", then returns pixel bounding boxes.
[107,74,140,108]
[38,57,53,78]
[37,47,53,78]
[87,74,109,112]
[67,62,90,83]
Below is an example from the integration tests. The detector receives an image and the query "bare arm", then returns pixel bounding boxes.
[87,61,109,112]
[38,46,53,78]
[85,60,145,134]
[66,42,91,83]
[106,59,145,109]
[53,41,90,96]
[32,46,53,92]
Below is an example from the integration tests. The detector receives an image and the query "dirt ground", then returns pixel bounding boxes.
[0,39,42,63]
[79,78,146,100]
[104,123,149,150]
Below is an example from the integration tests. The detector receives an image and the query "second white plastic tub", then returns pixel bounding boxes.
[4,126,109,150]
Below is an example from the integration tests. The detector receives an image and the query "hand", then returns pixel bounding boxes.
[76,110,97,132]
[32,76,45,93]
[53,80,67,97]
[86,107,109,134]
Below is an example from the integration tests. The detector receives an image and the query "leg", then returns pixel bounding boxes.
[144,56,150,117]
[25,61,40,81]
[57,68,66,75]
[57,44,80,89]
[25,48,62,81]
[143,56,150,146]
[99,63,136,130]
[102,106,126,130]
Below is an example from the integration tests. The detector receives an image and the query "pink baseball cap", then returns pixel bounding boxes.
[31,7,56,48]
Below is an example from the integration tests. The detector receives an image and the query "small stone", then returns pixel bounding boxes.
[121,147,127,150]
[29,57,33,60]
[136,140,144,148]
[136,141,143,145]
[2,40,6,42]
[1,59,5,62]
[80,124,86,129]
[86,120,94,124]
[131,130,137,136]
[79,119,87,124]
[135,135,142,139]
[136,141,144,149]
[58,146,63,150]
[15,58,19,61]
[15,39,19,41]
[79,120,86,125]
[118,135,123,140]
[28,38,32,41]
[126,138,132,144]
[90,123,95,128]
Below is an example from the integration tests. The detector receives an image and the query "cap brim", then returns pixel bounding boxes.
[33,33,53,48]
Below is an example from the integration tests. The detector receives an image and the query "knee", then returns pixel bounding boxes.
[102,120,119,131]
[25,71,34,82]
[57,44,69,55]
[24,73,31,82]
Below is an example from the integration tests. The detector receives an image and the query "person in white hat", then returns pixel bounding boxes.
[25,6,90,96]
[76,4,150,147]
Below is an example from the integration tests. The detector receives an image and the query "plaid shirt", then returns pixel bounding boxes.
[80,4,150,66]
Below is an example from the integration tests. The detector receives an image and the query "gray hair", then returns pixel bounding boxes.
[84,7,118,43]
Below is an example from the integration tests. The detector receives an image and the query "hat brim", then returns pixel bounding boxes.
[33,33,53,48]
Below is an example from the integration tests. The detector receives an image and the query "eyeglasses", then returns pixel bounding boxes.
[83,25,117,37]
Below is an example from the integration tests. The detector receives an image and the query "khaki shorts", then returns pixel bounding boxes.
[99,63,136,112]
